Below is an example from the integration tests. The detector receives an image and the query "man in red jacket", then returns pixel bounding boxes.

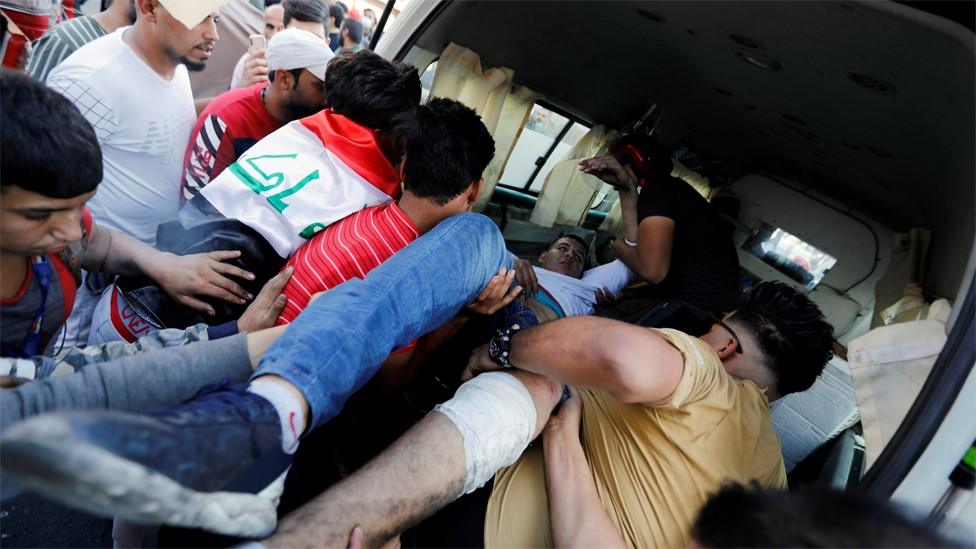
[182,27,334,201]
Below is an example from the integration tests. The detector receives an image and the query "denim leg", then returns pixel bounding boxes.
[255,213,511,430]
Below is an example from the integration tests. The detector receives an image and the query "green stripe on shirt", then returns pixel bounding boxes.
[26,16,106,82]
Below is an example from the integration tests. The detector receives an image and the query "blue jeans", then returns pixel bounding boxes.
[255,213,511,430]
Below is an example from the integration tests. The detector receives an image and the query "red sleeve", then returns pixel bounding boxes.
[81,207,94,237]
[211,125,238,181]
[182,114,231,200]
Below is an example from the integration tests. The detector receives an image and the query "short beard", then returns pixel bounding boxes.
[179,57,207,72]
[284,102,322,121]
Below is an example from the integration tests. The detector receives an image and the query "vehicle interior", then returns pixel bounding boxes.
[5,2,971,546]
[367,0,975,539]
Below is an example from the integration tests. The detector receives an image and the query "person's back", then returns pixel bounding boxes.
[276,98,496,324]
[639,175,739,312]
[485,327,785,548]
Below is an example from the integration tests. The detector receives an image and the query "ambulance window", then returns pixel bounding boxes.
[419,61,437,104]
[498,103,590,193]
[742,222,838,290]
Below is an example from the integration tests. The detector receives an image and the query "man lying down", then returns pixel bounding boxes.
[2,255,833,548]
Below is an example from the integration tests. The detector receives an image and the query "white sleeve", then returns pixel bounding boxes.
[581,259,634,294]
[229,53,247,89]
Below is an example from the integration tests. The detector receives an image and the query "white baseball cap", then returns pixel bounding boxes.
[158,0,231,30]
[266,28,335,82]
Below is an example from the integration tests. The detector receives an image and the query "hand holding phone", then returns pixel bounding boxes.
[249,34,267,53]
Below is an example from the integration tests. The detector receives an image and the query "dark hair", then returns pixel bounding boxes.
[400,98,494,205]
[693,482,953,548]
[328,3,345,26]
[268,67,303,87]
[340,18,363,44]
[544,234,590,271]
[733,281,834,396]
[0,70,102,198]
[548,233,588,253]
[283,0,326,27]
[324,50,354,97]
[326,51,420,132]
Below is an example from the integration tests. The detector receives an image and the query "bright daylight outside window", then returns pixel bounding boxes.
[742,222,838,290]
[499,103,589,192]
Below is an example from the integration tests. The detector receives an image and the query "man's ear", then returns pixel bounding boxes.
[465,178,484,206]
[138,0,157,22]
[714,334,738,360]
[398,154,408,181]
[278,69,295,90]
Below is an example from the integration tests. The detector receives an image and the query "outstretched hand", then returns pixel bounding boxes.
[237,267,293,332]
[467,267,522,316]
[154,250,255,316]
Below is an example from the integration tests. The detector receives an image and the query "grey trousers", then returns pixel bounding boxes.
[0,334,252,433]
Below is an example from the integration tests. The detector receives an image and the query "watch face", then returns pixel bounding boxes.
[488,336,502,362]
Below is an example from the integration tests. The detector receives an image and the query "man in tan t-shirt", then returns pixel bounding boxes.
[483,327,788,548]
[264,281,835,547]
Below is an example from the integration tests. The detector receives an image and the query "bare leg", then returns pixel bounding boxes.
[266,370,561,547]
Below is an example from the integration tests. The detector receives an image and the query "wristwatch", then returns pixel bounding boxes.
[488,323,522,369]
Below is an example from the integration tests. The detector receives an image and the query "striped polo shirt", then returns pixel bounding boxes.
[26,15,105,82]
[276,202,418,325]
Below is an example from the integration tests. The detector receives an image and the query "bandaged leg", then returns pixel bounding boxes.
[435,371,538,495]
[267,370,557,548]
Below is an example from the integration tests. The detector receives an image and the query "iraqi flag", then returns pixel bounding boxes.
[201,109,401,258]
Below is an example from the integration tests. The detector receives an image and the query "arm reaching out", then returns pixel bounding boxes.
[464,316,683,404]
[544,388,627,548]
[83,223,256,316]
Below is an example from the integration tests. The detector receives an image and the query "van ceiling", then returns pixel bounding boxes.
[412,0,975,297]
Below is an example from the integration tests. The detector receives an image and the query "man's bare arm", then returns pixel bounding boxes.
[544,388,627,548]
[83,223,256,315]
[466,316,683,404]
[613,215,675,284]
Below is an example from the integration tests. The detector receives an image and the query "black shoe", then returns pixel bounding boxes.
[1,384,290,537]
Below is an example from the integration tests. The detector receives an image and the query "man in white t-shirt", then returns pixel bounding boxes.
[515,235,634,322]
[47,0,230,245]
[46,0,234,345]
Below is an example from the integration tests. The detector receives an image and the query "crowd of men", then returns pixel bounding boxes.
[0,0,950,547]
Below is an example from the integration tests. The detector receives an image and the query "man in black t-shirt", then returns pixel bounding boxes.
[579,136,739,335]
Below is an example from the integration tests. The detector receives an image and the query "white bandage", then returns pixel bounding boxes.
[435,372,537,495]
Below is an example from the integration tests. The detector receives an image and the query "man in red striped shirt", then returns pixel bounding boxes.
[277,98,496,326]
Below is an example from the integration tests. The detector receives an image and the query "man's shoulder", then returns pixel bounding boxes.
[48,29,125,81]
[204,84,262,117]
[49,15,105,38]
